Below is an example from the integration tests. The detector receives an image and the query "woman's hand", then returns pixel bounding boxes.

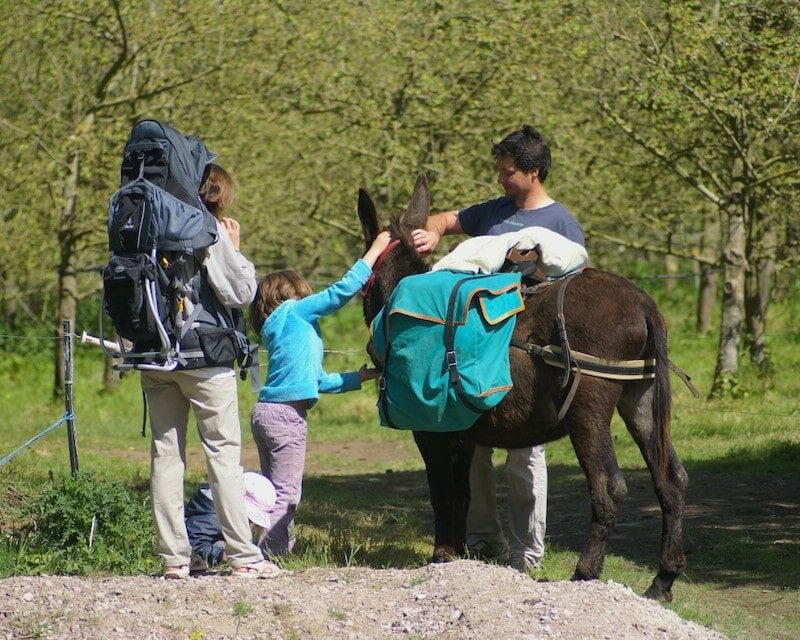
[219,217,241,250]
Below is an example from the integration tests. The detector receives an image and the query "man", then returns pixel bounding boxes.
[412,125,585,573]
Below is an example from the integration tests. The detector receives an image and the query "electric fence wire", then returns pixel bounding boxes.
[2,332,799,421]
[0,412,74,470]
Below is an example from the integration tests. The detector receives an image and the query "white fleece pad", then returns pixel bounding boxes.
[432,227,589,277]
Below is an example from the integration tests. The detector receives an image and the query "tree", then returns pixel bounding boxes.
[0,0,273,396]
[561,0,800,395]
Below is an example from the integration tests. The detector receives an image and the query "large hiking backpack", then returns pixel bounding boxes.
[99,119,254,374]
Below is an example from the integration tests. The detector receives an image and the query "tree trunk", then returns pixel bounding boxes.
[664,254,678,294]
[54,151,80,400]
[696,266,717,334]
[710,187,747,397]
[695,212,719,334]
[2,271,18,330]
[710,209,746,397]
[744,221,775,368]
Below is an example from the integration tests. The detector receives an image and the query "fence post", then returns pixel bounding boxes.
[63,319,79,475]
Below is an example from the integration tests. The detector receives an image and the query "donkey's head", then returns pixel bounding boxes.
[358,173,431,323]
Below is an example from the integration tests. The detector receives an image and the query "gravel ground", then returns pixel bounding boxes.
[0,560,727,640]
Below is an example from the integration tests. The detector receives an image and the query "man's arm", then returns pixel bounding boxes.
[411,210,462,256]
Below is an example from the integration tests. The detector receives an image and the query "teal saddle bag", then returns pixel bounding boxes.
[370,270,524,431]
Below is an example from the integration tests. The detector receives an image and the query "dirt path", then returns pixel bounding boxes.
[1,561,726,640]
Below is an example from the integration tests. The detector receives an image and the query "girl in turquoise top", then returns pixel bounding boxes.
[249,231,391,555]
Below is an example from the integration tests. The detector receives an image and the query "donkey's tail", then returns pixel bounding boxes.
[648,310,672,472]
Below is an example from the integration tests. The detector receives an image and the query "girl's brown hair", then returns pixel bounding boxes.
[250,270,313,333]
[199,163,235,218]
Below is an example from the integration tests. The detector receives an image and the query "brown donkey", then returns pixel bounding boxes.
[358,175,688,601]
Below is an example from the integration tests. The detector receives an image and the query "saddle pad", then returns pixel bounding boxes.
[370,271,524,431]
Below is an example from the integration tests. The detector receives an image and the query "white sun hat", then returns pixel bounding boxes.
[243,471,276,530]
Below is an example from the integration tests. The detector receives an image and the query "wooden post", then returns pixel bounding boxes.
[63,319,79,475]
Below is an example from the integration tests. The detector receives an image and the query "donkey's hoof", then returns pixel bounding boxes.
[644,583,673,602]
[569,571,596,582]
[645,571,677,601]
[431,546,457,563]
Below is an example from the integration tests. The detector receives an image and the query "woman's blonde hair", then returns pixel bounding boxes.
[250,270,313,333]
[199,163,235,218]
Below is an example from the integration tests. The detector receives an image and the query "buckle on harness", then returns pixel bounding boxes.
[445,350,459,384]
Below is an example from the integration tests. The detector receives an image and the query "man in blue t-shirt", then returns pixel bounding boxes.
[412,125,586,573]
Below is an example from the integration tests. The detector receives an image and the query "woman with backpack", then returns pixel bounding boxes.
[142,164,281,579]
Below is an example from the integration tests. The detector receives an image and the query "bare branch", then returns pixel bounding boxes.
[0,118,66,168]
[591,231,718,266]
[89,66,222,113]
[752,165,800,188]
[598,99,725,208]
[95,0,128,103]
[308,212,361,238]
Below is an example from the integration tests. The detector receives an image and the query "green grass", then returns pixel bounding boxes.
[1,283,799,639]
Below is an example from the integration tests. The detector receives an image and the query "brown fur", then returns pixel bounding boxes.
[358,175,687,601]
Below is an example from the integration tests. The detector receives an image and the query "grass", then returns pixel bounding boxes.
[1,279,799,639]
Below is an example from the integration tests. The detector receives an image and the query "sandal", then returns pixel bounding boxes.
[164,565,190,580]
[231,560,282,579]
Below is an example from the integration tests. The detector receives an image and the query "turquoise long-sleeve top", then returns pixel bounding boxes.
[257,259,372,405]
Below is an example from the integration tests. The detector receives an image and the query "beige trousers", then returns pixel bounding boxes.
[141,370,263,568]
[466,444,548,569]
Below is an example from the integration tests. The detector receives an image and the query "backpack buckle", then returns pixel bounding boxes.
[445,350,459,384]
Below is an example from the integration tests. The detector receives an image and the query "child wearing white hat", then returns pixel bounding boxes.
[185,471,277,572]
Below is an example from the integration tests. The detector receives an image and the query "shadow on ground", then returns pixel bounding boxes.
[301,461,800,593]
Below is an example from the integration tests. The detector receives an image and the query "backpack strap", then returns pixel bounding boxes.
[378,310,399,429]
[443,275,486,415]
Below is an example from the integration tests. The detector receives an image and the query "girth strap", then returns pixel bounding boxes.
[510,341,657,379]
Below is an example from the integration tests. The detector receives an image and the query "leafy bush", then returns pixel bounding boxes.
[11,471,157,575]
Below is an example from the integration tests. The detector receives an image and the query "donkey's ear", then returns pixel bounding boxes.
[401,173,430,232]
[358,188,380,252]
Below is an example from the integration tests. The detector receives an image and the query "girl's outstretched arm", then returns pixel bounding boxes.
[293,232,392,322]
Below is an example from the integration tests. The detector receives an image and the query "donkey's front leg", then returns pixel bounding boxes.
[413,431,473,562]
[451,434,475,554]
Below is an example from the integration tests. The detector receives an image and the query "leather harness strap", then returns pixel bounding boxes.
[361,239,400,320]
[555,275,575,389]
[510,275,581,423]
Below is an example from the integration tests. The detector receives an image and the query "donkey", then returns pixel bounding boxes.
[358,175,688,601]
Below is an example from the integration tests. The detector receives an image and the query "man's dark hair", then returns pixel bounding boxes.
[491,125,551,182]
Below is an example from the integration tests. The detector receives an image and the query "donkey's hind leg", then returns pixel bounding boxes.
[618,380,688,601]
[567,390,628,582]
[413,430,474,563]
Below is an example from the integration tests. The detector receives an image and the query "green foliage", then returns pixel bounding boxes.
[709,373,749,400]
[232,599,254,634]
[328,607,346,621]
[8,471,155,575]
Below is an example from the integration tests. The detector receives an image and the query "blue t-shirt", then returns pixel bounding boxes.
[258,259,371,405]
[459,197,585,247]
